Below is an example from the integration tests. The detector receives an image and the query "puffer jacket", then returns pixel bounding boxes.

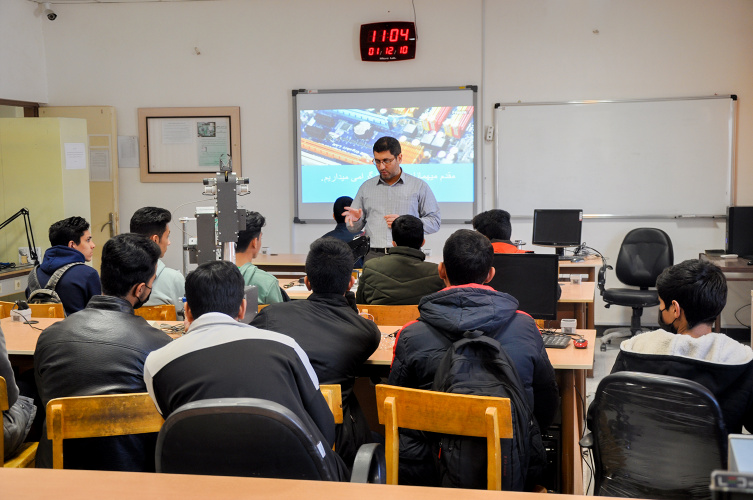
[609,329,753,433]
[356,246,444,305]
[34,295,172,470]
[387,284,560,486]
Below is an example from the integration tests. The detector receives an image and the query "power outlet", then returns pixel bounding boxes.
[485,125,494,142]
[14,279,22,291]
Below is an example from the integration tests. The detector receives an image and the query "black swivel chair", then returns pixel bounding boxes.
[598,228,673,350]
[155,398,385,483]
[581,372,727,499]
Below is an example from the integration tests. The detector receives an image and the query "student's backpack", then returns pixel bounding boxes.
[431,330,548,491]
[26,262,83,307]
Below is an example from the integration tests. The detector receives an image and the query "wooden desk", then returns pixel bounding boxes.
[700,254,753,334]
[280,280,595,329]
[0,467,631,500]
[253,254,308,278]
[5,317,594,496]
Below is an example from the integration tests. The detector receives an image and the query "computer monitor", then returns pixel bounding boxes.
[488,253,559,320]
[241,285,258,324]
[727,206,753,259]
[532,209,583,259]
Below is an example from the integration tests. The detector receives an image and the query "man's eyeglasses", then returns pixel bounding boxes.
[373,157,396,167]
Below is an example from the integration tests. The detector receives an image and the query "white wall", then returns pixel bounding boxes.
[6,0,753,328]
[0,0,47,102]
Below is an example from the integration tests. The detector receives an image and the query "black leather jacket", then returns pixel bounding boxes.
[34,295,172,470]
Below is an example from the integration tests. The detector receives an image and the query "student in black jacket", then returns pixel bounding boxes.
[252,238,381,467]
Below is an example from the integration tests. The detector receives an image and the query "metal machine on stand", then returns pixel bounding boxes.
[181,155,249,275]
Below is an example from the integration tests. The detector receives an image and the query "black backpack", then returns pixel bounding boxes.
[27,262,82,307]
[431,330,548,491]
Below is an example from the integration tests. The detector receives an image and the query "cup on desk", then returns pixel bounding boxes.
[570,274,582,285]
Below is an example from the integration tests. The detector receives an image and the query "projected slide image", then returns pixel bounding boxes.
[299,106,474,203]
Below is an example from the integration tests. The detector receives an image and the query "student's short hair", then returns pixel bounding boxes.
[656,259,727,330]
[333,196,353,224]
[472,209,512,241]
[305,238,353,294]
[100,233,161,298]
[236,211,265,252]
[185,260,245,319]
[129,207,172,239]
[49,216,90,247]
[442,229,494,286]
[373,136,401,157]
[392,215,424,249]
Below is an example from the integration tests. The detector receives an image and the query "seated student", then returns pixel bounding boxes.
[130,207,185,316]
[143,260,348,479]
[388,229,559,486]
[34,233,172,470]
[235,211,283,305]
[251,238,380,467]
[322,196,363,268]
[472,209,526,254]
[609,259,753,433]
[355,215,445,305]
[1,325,36,459]
[26,216,101,316]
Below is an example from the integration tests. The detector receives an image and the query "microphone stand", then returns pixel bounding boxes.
[0,208,40,266]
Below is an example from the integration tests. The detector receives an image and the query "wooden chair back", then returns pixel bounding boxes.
[319,384,343,425]
[0,301,65,319]
[1,376,39,467]
[46,392,164,469]
[133,304,177,321]
[355,304,419,326]
[375,384,513,490]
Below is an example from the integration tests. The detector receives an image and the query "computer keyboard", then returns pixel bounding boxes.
[542,334,571,349]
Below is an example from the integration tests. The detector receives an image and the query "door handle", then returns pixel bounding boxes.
[100,212,116,238]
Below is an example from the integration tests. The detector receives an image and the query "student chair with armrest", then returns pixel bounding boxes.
[1,376,39,468]
[0,301,65,319]
[355,304,419,327]
[46,392,164,469]
[598,228,673,350]
[581,371,727,499]
[155,398,385,483]
[375,384,514,490]
[133,304,177,322]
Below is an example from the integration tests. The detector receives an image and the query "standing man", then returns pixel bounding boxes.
[344,136,440,262]
[26,216,101,316]
[130,207,185,317]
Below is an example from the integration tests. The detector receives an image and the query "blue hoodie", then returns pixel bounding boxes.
[26,246,101,316]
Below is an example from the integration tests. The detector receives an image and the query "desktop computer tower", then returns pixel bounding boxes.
[726,206,753,258]
[540,409,562,493]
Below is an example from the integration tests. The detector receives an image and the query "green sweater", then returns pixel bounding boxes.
[238,262,283,305]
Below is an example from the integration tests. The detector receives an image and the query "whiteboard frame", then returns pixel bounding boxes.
[493,95,737,219]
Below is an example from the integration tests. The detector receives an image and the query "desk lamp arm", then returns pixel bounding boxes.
[0,208,40,265]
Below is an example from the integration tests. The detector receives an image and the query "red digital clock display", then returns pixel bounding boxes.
[360,22,416,62]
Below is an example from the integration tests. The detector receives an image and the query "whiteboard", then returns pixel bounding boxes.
[494,96,736,217]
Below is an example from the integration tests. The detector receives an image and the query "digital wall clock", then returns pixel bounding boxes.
[360,22,417,62]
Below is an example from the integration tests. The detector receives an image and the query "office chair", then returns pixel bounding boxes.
[581,372,727,499]
[155,398,385,483]
[598,228,673,350]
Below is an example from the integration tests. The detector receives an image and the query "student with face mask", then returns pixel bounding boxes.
[608,259,753,434]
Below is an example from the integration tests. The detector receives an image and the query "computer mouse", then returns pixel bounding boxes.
[574,338,588,349]
[748,260,753,265]
[571,257,585,263]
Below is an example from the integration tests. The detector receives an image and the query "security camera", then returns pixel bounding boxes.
[43,2,57,21]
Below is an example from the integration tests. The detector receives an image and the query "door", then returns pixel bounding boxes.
[39,106,119,272]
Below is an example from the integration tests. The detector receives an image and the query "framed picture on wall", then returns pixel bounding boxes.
[138,106,241,182]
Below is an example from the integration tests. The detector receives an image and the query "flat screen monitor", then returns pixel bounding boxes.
[532,209,583,259]
[488,253,559,320]
[727,206,753,259]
